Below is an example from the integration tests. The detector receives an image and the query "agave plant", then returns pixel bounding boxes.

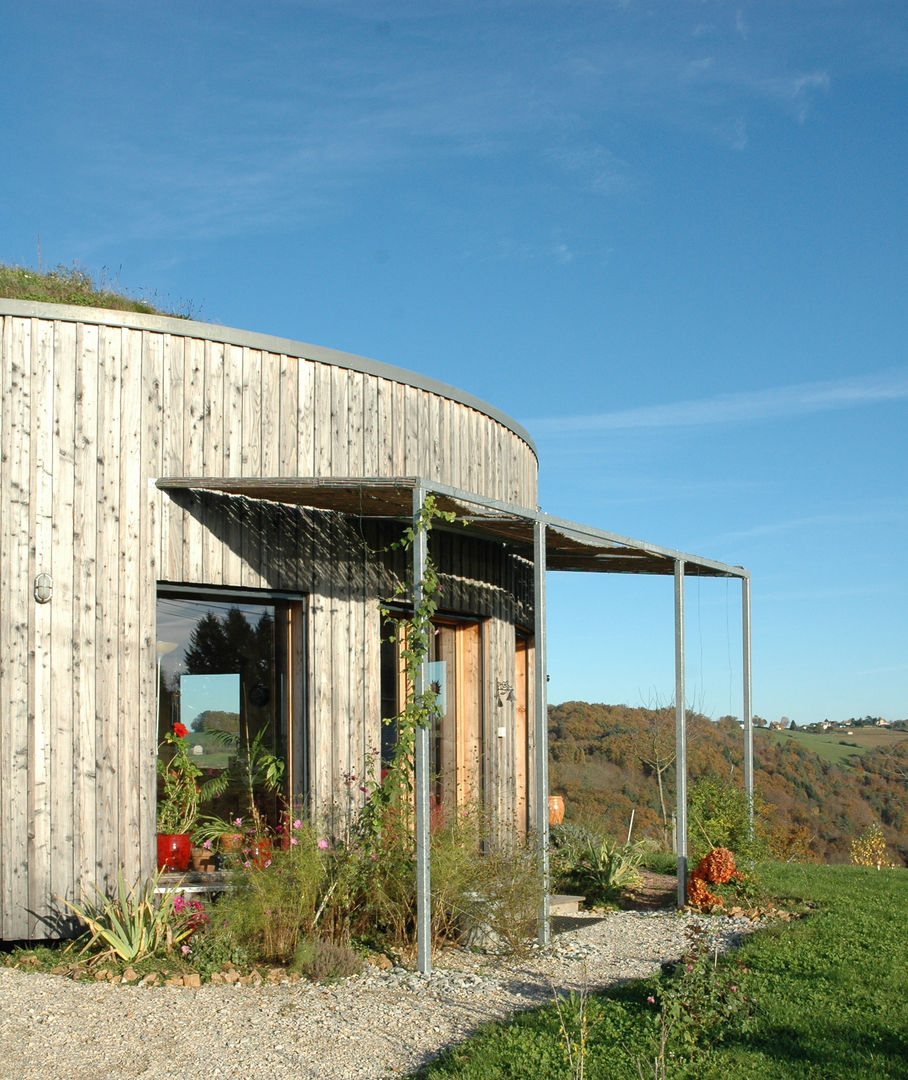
[59,868,194,963]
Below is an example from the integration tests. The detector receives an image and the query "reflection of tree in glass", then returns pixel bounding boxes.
[183,607,273,685]
[191,709,240,736]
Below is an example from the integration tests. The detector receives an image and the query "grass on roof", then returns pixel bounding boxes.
[0,263,195,318]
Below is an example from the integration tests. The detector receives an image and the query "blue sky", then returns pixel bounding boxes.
[3,1,906,725]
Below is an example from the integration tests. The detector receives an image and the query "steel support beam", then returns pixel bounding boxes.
[742,575,754,832]
[674,560,688,907]
[412,484,432,975]
[534,520,550,945]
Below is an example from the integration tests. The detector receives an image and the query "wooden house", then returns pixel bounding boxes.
[0,300,750,942]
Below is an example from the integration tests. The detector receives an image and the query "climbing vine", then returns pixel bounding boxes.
[358,494,457,843]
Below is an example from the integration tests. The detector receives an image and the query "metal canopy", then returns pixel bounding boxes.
[155,475,748,581]
[157,473,753,970]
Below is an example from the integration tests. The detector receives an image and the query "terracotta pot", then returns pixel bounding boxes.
[219,832,244,853]
[191,846,216,872]
[547,795,565,826]
[157,833,191,872]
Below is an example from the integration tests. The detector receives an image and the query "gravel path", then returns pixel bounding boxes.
[0,910,761,1080]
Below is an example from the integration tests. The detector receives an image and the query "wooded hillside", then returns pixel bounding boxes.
[548,701,908,864]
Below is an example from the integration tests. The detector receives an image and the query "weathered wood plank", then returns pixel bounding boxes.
[297,359,315,478]
[314,363,333,477]
[279,353,298,477]
[261,351,281,477]
[241,348,263,588]
[95,324,122,894]
[347,370,364,477]
[50,321,77,914]
[222,345,245,585]
[331,368,350,477]
[202,339,225,580]
[161,335,185,581]
[182,337,205,584]
[118,329,143,882]
[72,322,99,907]
[1,318,33,937]
[28,317,54,936]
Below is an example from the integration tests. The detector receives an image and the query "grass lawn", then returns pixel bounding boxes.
[760,726,906,767]
[407,863,907,1080]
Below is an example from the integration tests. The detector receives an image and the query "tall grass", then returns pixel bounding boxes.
[0,262,196,317]
[409,863,908,1079]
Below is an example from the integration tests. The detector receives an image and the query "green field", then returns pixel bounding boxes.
[760,725,906,767]
[409,864,908,1080]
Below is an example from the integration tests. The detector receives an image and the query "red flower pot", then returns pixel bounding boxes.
[157,833,192,872]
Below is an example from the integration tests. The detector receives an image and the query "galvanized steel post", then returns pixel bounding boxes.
[742,574,754,832]
[534,519,550,945]
[413,484,432,975]
[674,559,687,907]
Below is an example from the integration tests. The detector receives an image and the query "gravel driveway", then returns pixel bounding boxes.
[0,909,761,1080]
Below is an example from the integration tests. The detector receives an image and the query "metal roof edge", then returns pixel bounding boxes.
[0,299,537,458]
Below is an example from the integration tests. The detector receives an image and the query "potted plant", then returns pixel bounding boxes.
[191,727,285,867]
[156,721,203,871]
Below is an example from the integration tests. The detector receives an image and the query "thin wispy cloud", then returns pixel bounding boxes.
[527,370,908,434]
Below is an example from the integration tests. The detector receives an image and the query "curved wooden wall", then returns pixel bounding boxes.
[0,303,538,939]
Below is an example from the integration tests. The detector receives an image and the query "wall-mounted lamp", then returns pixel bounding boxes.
[34,574,53,604]
[497,681,516,707]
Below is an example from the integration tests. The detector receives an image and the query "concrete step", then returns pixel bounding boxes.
[549,894,585,916]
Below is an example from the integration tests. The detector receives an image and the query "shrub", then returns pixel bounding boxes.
[207,819,327,964]
[552,824,646,905]
[58,868,194,964]
[687,776,767,865]
[291,937,362,981]
[850,822,897,869]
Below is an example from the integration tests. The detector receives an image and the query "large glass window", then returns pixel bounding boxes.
[156,588,304,834]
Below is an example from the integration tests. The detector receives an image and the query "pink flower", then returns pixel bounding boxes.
[647,996,656,1004]
[730,986,738,992]
[293,819,302,830]
[264,859,272,868]
[181,944,190,955]
[243,860,252,868]
[234,817,243,826]
[202,839,212,850]
[317,839,329,850]
[290,837,298,846]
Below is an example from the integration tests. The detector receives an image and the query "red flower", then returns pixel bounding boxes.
[173,722,189,739]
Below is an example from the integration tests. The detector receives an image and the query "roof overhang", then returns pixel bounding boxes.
[155,476,747,580]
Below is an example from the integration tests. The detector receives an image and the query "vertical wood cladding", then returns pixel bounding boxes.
[0,308,538,939]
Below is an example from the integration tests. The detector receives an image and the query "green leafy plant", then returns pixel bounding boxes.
[157,722,205,834]
[206,817,327,963]
[639,921,755,1073]
[191,726,285,844]
[687,775,767,865]
[552,825,647,905]
[58,869,193,964]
